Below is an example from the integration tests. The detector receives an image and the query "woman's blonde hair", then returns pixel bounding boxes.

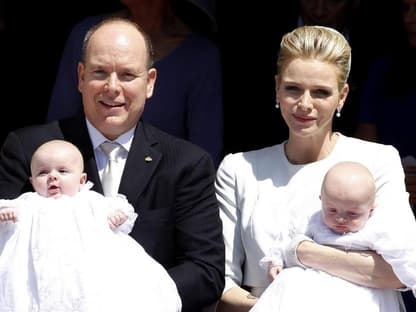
[277,25,351,90]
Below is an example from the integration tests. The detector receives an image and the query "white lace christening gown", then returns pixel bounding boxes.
[0,188,181,312]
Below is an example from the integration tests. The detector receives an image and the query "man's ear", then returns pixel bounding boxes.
[146,68,157,98]
[77,62,85,93]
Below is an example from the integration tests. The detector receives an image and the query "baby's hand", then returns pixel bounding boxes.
[107,210,128,230]
[0,207,17,222]
[268,263,282,282]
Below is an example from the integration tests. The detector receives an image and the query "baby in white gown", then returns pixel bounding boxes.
[0,139,182,312]
[252,161,416,312]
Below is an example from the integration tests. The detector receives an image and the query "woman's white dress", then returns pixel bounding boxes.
[215,134,416,312]
[0,185,182,312]
[250,211,416,312]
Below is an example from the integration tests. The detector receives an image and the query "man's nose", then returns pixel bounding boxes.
[105,73,121,93]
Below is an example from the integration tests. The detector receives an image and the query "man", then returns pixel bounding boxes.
[0,18,224,311]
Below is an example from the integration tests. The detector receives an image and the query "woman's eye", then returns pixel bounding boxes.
[313,89,331,97]
[285,85,300,92]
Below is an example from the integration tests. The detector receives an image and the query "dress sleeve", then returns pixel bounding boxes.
[365,211,416,295]
[363,144,416,294]
[186,38,223,168]
[0,199,18,210]
[358,56,390,124]
[47,16,103,121]
[215,154,244,293]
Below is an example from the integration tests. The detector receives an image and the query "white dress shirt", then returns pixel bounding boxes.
[85,118,135,192]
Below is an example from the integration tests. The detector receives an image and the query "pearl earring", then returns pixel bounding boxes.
[275,100,279,109]
[336,110,341,118]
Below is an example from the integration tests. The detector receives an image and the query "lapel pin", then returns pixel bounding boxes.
[145,156,153,162]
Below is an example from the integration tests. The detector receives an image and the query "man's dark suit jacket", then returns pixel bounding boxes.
[0,114,225,311]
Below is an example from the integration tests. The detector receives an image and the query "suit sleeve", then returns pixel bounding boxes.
[168,151,225,311]
[0,131,33,198]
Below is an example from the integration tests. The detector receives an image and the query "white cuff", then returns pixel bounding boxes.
[284,234,314,268]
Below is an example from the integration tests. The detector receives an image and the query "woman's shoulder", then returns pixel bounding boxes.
[339,134,399,156]
[74,14,107,29]
[66,14,107,42]
[219,144,284,172]
[183,33,220,53]
[337,134,402,172]
[159,32,221,71]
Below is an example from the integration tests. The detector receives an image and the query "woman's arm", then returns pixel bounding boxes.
[305,143,413,289]
[217,287,258,312]
[216,154,258,312]
[297,240,404,289]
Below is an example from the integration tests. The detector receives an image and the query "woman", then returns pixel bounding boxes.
[355,0,416,215]
[215,25,415,311]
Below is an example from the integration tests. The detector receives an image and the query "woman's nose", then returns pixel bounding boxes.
[298,93,313,110]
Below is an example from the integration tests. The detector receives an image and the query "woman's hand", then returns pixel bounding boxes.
[216,287,258,312]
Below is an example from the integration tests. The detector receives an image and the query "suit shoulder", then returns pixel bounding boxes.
[6,121,63,151]
[141,122,214,164]
[12,120,60,137]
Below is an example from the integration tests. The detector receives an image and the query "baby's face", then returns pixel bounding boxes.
[321,197,374,234]
[30,147,85,198]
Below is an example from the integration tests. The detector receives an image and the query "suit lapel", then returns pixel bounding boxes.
[59,116,103,193]
[59,117,161,200]
[119,122,161,203]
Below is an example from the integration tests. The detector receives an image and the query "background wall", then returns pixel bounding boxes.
[1,1,394,152]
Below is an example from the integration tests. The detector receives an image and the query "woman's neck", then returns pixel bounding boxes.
[116,1,189,61]
[123,1,188,37]
[285,132,339,164]
[128,1,168,35]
